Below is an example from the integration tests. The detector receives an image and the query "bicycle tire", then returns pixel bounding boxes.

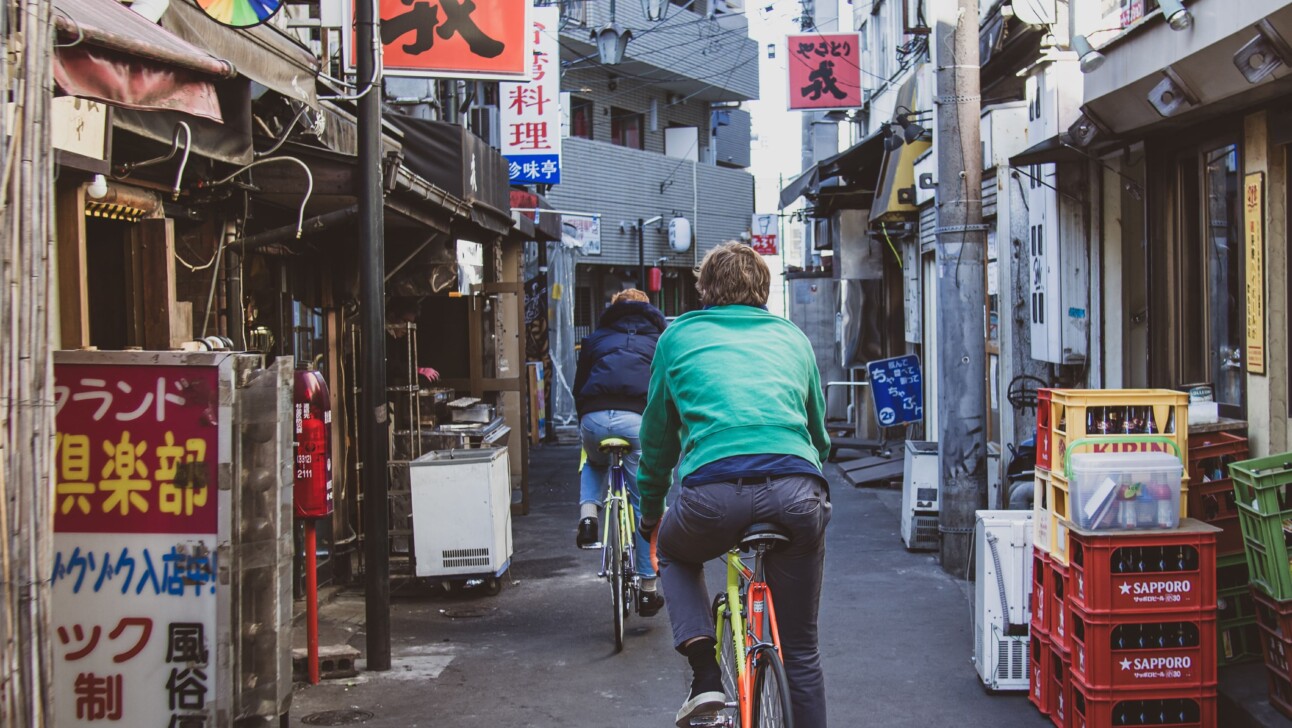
[751,646,794,728]
[712,593,740,706]
[607,499,625,652]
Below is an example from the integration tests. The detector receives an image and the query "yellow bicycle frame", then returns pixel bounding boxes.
[721,548,783,728]
[600,449,637,569]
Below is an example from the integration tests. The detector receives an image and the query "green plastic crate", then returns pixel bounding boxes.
[1218,617,1263,666]
[1229,452,1292,518]
[1236,500,1292,601]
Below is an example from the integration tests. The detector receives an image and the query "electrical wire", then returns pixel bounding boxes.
[254,107,315,159]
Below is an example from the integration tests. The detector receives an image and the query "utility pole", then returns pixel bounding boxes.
[638,217,645,292]
[934,0,986,576]
[357,0,391,672]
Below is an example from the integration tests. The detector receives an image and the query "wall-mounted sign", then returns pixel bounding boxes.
[359,0,531,80]
[751,213,779,256]
[866,354,924,426]
[53,360,226,726]
[786,33,863,111]
[1244,172,1265,375]
[563,214,601,256]
[502,6,560,184]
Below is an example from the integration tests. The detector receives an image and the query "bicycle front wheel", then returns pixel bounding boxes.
[751,646,794,728]
[607,500,625,652]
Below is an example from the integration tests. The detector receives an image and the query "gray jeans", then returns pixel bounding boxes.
[657,474,831,728]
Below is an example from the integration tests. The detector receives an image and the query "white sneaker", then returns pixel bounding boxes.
[675,691,726,727]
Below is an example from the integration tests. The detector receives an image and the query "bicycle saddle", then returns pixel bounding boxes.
[598,437,631,452]
[739,522,791,552]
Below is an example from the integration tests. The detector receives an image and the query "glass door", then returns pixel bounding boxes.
[1201,144,1245,407]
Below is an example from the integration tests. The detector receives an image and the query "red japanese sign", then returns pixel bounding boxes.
[786,33,864,111]
[54,364,219,535]
[360,0,531,80]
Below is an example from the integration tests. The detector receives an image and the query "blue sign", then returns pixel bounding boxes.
[866,354,924,427]
[507,154,561,185]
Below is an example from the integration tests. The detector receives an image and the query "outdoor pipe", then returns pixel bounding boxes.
[112,121,191,200]
[638,217,645,292]
[199,157,314,238]
[231,205,359,252]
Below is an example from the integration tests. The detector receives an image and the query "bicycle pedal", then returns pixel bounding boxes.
[579,543,603,551]
[687,716,732,728]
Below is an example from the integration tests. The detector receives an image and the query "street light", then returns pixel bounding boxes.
[1073,34,1107,74]
[593,0,632,65]
[1159,0,1192,31]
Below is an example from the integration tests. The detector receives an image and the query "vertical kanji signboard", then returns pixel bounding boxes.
[359,0,531,80]
[52,352,231,726]
[786,33,864,111]
[501,5,560,184]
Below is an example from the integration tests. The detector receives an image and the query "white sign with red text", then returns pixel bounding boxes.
[751,214,778,256]
[501,5,561,185]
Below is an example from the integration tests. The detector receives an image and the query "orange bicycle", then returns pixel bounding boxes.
[693,523,794,728]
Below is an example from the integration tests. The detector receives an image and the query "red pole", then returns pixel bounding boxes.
[305,520,320,685]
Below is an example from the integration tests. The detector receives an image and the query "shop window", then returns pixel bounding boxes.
[574,285,593,328]
[570,97,594,140]
[611,107,645,150]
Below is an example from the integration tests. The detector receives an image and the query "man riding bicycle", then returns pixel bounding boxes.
[573,287,667,616]
[637,242,832,728]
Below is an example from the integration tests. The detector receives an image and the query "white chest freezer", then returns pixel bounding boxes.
[408,447,513,579]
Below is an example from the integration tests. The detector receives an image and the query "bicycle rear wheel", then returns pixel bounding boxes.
[712,594,739,704]
[751,646,794,728]
[607,500,625,652]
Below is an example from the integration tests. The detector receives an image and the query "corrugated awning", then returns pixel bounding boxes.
[779,127,887,209]
[52,0,233,121]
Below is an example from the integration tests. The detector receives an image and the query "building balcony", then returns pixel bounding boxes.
[546,136,755,267]
[558,0,759,102]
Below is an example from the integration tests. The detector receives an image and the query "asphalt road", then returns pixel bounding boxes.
[289,444,1049,727]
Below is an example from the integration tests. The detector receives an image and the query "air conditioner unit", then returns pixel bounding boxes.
[901,440,939,551]
[972,509,1033,692]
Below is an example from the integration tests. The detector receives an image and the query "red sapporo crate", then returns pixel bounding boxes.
[1031,629,1053,716]
[1256,621,1290,680]
[1069,604,1217,690]
[1186,431,1248,484]
[1252,586,1292,641]
[1038,388,1054,471]
[1070,680,1218,728]
[1067,520,1219,615]
[1052,559,1071,652]
[1050,639,1072,728]
[1033,549,1052,637]
[1267,665,1292,721]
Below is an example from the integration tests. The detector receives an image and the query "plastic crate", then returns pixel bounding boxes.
[1069,681,1217,728]
[1257,620,1291,680]
[1252,587,1292,641]
[1032,549,1051,637]
[1031,629,1053,716]
[1052,559,1071,652]
[1186,432,1249,482]
[1229,451,1292,516]
[1267,662,1292,720]
[1035,470,1053,556]
[1234,501,1292,601]
[1047,389,1190,476]
[1038,388,1054,471]
[1217,552,1251,591]
[1068,604,1217,690]
[1217,585,1255,623]
[1066,520,1219,615]
[1217,618,1262,666]
[1050,639,1072,728]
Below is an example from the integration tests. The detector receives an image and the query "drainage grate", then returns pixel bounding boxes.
[302,709,375,726]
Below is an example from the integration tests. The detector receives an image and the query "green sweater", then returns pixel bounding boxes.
[637,305,831,520]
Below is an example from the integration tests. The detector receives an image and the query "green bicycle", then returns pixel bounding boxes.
[586,437,642,652]
[699,523,795,728]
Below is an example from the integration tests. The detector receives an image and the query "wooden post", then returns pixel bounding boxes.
[129,218,179,349]
[55,182,90,348]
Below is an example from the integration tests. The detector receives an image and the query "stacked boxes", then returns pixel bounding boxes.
[1065,521,1220,728]
[1230,451,1292,718]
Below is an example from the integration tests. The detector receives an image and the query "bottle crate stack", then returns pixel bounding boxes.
[1216,553,1262,666]
[1066,522,1220,727]
[1034,389,1191,565]
[1228,451,1292,718]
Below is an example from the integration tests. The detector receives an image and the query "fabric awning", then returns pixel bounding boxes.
[52,0,233,121]
[161,0,319,108]
[779,127,887,209]
[510,189,562,242]
[388,115,513,236]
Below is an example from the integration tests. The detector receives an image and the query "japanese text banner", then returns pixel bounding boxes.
[502,5,561,185]
[54,364,219,535]
[363,0,531,80]
[787,33,864,111]
[751,213,778,256]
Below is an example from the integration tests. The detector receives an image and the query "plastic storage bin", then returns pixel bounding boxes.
[1068,451,1184,531]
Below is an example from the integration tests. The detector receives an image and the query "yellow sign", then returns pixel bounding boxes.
[1244,172,1265,375]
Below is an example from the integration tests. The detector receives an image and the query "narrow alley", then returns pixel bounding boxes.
[288,445,1046,727]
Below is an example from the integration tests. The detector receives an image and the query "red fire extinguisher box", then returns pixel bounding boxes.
[294,366,333,518]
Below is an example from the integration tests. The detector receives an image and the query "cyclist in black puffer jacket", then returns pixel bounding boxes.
[572,288,667,616]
